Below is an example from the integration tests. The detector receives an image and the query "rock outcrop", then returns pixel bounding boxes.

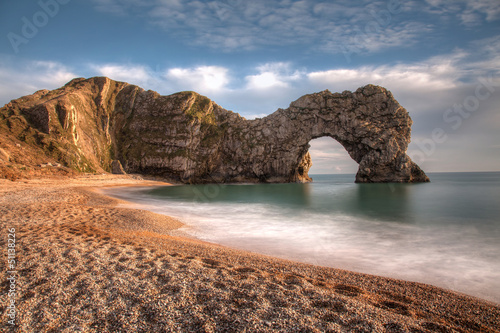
[0,77,429,183]
[0,148,9,162]
[111,160,126,174]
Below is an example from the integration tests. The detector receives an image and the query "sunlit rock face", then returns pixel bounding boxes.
[0,77,429,183]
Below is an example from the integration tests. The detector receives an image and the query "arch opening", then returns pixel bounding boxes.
[307,137,358,176]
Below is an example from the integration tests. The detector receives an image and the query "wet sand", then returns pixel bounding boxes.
[0,174,499,332]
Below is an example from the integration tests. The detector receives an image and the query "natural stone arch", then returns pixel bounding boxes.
[306,137,359,175]
[208,84,429,183]
[2,77,428,183]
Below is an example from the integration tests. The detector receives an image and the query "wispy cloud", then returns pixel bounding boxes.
[88,63,233,97]
[424,0,500,26]
[245,62,304,90]
[164,66,231,93]
[0,57,76,105]
[2,41,496,115]
[308,53,465,93]
[90,0,437,54]
[308,137,358,174]
[1,44,499,172]
[88,0,500,62]
[92,63,152,85]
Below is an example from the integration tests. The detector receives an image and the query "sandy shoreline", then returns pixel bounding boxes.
[1,175,499,332]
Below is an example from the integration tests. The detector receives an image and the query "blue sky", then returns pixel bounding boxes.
[1,0,499,174]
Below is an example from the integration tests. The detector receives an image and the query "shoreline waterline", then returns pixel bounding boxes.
[3,174,499,331]
[103,172,500,304]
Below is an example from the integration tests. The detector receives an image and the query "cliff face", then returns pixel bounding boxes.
[0,77,127,174]
[0,77,429,183]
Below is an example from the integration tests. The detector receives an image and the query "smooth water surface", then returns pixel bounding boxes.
[106,172,500,303]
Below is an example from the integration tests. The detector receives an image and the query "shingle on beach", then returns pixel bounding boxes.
[1,175,499,332]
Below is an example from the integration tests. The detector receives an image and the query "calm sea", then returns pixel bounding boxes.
[106,172,500,304]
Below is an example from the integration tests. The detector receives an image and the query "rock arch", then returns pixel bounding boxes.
[2,77,429,183]
[208,84,429,183]
[306,137,358,175]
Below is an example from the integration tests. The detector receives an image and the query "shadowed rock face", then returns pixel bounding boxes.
[0,77,429,183]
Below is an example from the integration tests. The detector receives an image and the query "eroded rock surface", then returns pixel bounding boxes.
[0,77,429,183]
[111,160,126,175]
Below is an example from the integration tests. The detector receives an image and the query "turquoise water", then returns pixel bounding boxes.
[107,172,500,303]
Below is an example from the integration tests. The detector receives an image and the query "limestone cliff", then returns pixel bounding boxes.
[0,77,429,183]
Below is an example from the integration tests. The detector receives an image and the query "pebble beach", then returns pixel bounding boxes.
[1,175,499,332]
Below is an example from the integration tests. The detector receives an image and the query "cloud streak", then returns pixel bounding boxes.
[308,137,359,174]
[245,62,303,90]
[2,42,497,115]
[90,0,444,54]
[92,63,152,84]
[424,0,500,26]
[0,57,76,105]
[165,66,230,93]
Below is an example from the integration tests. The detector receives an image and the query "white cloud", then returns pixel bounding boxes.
[86,64,232,96]
[305,51,490,126]
[88,0,500,61]
[2,45,495,118]
[28,61,77,86]
[1,47,499,173]
[424,0,500,26]
[307,51,471,94]
[246,72,288,90]
[91,0,433,54]
[462,0,500,24]
[0,57,76,106]
[92,64,152,84]
[305,52,500,160]
[245,62,304,90]
[308,137,358,174]
[165,66,230,94]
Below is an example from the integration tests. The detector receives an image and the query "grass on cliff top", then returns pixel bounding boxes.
[178,92,216,125]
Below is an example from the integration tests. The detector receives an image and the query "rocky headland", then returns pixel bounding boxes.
[3,79,499,333]
[0,77,428,183]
